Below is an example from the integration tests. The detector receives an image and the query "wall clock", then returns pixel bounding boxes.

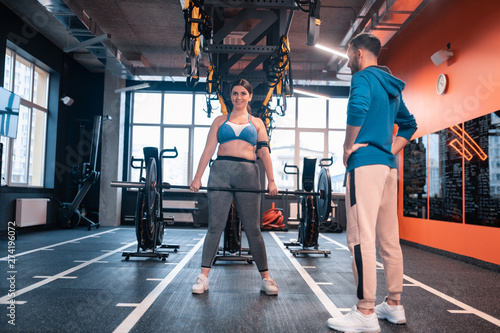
[436,73,448,95]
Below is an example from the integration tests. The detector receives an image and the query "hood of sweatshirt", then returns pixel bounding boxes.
[361,65,406,98]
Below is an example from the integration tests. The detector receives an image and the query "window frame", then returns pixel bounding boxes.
[2,47,49,188]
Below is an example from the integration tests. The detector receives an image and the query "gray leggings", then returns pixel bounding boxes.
[201,158,268,272]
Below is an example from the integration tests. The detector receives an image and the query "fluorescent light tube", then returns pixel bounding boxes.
[315,44,348,59]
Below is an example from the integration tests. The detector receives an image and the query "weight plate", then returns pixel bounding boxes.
[305,195,319,247]
[316,167,332,222]
[224,202,241,253]
[142,157,159,249]
[134,190,147,250]
[297,196,306,245]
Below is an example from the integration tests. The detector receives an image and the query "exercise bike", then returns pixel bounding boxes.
[122,146,180,261]
[283,157,332,257]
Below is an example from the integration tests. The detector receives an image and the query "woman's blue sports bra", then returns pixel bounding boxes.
[218,114,258,146]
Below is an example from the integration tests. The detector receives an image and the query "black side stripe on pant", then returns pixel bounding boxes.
[354,244,364,300]
[349,170,356,207]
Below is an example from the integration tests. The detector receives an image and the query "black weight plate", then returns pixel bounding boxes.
[134,190,147,250]
[316,167,332,222]
[224,202,241,253]
[298,196,307,245]
[155,198,164,246]
[142,157,159,249]
[303,195,319,248]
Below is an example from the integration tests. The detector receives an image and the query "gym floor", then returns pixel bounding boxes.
[1,226,499,333]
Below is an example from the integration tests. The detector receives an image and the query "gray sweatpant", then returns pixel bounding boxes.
[201,158,268,272]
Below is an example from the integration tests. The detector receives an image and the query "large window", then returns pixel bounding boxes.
[130,92,202,186]
[270,96,347,192]
[1,48,49,187]
[129,91,348,192]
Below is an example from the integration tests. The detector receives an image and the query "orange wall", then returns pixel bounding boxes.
[382,0,500,265]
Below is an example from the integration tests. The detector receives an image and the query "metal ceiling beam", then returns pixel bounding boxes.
[63,34,110,53]
[204,0,296,9]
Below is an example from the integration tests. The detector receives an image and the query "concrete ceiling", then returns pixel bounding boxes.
[1,0,429,86]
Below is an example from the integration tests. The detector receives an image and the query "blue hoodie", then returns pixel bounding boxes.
[346,66,417,172]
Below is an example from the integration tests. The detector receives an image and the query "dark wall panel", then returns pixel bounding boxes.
[0,3,104,233]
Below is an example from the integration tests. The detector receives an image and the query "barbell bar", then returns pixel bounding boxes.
[110,180,325,198]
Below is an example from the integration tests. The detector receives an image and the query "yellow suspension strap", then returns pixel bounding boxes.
[181,0,210,88]
[259,35,291,139]
[275,35,291,97]
[190,5,201,58]
[205,62,228,116]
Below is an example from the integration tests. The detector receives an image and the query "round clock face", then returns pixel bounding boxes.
[437,73,448,95]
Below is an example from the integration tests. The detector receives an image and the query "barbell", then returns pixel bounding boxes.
[110,163,333,222]
[110,181,323,197]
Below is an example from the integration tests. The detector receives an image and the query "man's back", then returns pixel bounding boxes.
[346,66,417,172]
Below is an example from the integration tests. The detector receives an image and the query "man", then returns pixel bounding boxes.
[327,33,418,332]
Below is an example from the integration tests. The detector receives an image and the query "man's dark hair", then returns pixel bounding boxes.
[348,33,382,57]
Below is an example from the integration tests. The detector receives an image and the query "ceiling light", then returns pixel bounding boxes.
[294,88,330,99]
[315,44,348,59]
[114,83,151,93]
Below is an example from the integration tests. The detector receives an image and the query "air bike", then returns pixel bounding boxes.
[283,157,333,257]
[120,147,180,261]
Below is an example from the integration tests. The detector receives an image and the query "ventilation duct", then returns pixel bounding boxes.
[37,0,131,77]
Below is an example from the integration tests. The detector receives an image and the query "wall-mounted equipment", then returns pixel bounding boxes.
[60,96,75,106]
[431,43,453,66]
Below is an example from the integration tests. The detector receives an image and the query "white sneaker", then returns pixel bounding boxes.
[192,274,209,294]
[261,277,278,296]
[374,297,406,324]
[327,306,381,332]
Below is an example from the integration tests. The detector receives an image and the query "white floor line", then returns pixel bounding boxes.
[0,241,136,304]
[338,308,352,312]
[319,233,348,250]
[116,303,139,307]
[269,232,343,318]
[0,228,122,261]
[33,276,77,279]
[113,236,205,333]
[319,233,500,328]
[449,310,473,314]
[402,273,500,327]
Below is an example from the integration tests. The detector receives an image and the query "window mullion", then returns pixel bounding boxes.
[26,64,36,186]
[26,107,33,186]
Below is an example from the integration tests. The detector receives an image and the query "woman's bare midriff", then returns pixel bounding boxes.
[217,140,256,160]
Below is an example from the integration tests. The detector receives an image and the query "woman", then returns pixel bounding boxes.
[190,79,279,295]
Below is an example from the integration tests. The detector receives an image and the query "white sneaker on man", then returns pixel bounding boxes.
[374,297,406,324]
[261,277,278,296]
[192,273,209,294]
[327,306,381,332]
